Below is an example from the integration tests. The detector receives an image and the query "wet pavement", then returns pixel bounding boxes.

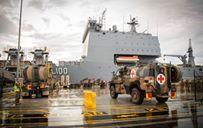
[1,85,203,127]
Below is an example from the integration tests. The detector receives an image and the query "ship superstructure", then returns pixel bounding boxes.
[54,12,161,84]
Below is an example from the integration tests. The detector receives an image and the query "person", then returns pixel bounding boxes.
[180,79,185,93]
[13,81,22,104]
[185,80,190,93]
[123,66,128,75]
[55,81,60,94]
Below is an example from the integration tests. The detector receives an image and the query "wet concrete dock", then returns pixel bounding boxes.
[1,86,203,127]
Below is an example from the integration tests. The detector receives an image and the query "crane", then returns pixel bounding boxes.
[163,54,187,66]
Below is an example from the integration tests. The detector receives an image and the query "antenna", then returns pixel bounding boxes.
[189,38,192,47]
[130,15,132,31]
[44,46,47,51]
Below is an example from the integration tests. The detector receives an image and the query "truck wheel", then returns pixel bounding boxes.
[131,88,144,104]
[110,85,118,99]
[156,97,168,103]
[22,95,28,99]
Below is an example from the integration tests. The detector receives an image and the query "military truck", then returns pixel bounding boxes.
[21,48,51,98]
[22,64,51,98]
[109,63,182,104]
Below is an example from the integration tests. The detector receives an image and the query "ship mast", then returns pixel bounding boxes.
[127,16,138,33]
[187,38,195,67]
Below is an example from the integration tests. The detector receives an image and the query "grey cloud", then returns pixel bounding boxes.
[22,23,36,32]
[77,20,86,27]
[27,0,71,11]
[42,18,50,27]
[56,14,72,27]
[79,0,111,6]
[29,33,61,40]
[138,0,203,22]
[58,14,70,21]
[0,34,17,44]
[192,35,203,56]
[27,0,44,10]
[34,32,80,44]
[0,0,12,7]
[0,13,17,35]
[48,0,68,6]
[0,0,19,17]
[28,32,81,49]
[42,18,50,23]
[0,34,18,53]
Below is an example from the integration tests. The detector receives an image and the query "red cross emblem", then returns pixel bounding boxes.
[130,69,136,78]
[156,74,165,85]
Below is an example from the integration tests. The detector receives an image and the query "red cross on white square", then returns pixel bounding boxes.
[130,69,136,78]
[156,74,165,85]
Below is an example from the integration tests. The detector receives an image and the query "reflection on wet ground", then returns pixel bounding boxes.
[178,81,203,102]
[0,85,203,127]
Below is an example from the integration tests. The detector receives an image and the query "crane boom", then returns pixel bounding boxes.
[164,54,184,57]
[164,54,187,66]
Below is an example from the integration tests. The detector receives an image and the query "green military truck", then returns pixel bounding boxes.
[109,63,182,104]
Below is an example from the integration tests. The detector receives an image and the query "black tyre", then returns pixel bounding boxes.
[110,85,118,99]
[156,96,169,103]
[22,95,29,99]
[131,87,144,104]
[28,91,32,98]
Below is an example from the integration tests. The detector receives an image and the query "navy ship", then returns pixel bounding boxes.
[52,11,161,84]
[52,11,202,85]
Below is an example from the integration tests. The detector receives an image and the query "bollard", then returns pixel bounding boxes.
[84,90,96,109]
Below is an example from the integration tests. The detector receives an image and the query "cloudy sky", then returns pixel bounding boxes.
[0,0,203,65]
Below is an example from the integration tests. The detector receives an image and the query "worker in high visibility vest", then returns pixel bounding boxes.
[13,81,22,104]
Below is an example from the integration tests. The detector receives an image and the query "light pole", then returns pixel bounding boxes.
[16,0,23,80]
